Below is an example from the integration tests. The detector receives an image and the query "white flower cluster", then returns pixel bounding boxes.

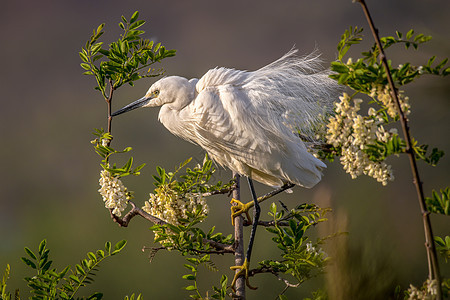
[370,83,411,119]
[142,186,209,225]
[306,242,327,258]
[326,93,394,185]
[407,279,437,300]
[98,170,131,217]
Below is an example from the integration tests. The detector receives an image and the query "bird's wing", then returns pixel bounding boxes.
[189,83,267,162]
[188,80,323,187]
[197,49,339,142]
[189,49,337,187]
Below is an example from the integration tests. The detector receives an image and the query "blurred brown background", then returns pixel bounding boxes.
[1,0,449,299]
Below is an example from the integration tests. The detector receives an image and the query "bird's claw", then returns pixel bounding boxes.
[230,198,253,225]
[230,258,257,291]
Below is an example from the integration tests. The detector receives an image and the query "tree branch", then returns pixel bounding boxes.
[355,1,442,298]
[109,201,235,253]
[201,185,236,197]
[257,183,295,204]
[231,173,246,300]
[142,245,232,256]
[243,219,322,227]
[248,266,300,290]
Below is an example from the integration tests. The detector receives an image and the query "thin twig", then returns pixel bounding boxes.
[235,182,296,220]
[142,245,231,257]
[142,246,165,263]
[243,219,322,227]
[106,79,114,134]
[257,183,295,204]
[355,1,442,298]
[201,185,236,197]
[248,266,300,288]
[185,248,235,255]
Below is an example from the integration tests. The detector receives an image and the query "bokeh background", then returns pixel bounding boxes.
[1,0,449,299]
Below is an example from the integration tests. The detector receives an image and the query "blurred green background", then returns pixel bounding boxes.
[1,0,449,299]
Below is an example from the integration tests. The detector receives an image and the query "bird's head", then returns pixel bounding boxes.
[112,76,197,117]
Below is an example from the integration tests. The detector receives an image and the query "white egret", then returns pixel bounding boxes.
[112,49,338,289]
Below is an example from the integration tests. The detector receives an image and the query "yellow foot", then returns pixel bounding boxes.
[230,258,257,291]
[230,198,253,225]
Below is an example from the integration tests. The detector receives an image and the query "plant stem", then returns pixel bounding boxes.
[106,79,114,134]
[356,0,442,297]
[232,172,246,299]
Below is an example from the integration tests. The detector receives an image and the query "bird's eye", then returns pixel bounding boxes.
[153,90,160,96]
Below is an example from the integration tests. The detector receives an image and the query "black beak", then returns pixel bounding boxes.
[111,96,152,117]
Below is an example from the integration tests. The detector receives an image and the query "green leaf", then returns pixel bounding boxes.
[21,257,37,269]
[69,274,81,284]
[269,202,277,215]
[96,23,105,36]
[123,157,133,172]
[130,11,139,24]
[182,274,196,280]
[435,58,448,71]
[406,29,414,40]
[338,73,351,85]
[41,260,52,272]
[96,249,105,258]
[24,247,37,260]
[278,294,288,300]
[199,255,210,263]
[130,20,145,30]
[105,241,111,254]
[91,42,104,55]
[183,264,196,272]
[220,274,228,287]
[185,285,197,291]
[434,235,450,262]
[133,163,146,175]
[113,240,127,253]
[426,56,436,68]
[81,63,91,70]
[98,49,109,56]
[414,33,424,42]
[331,62,348,74]
[88,292,103,299]
[38,240,47,255]
[76,264,86,275]
[426,187,450,215]
[185,257,199,264]
[443,67,450,76]
[289,219,297,234]
[79,51,89,62]
[59,266,70,278]
[87,252,97,262]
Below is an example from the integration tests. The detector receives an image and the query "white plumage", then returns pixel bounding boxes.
[112,49,339,188]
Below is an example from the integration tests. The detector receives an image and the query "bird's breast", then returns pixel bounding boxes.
[158,105,196,143]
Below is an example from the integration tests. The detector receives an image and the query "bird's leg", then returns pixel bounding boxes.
[246,177,259,264]
[230,177,259,291]
[230,182,295,225]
